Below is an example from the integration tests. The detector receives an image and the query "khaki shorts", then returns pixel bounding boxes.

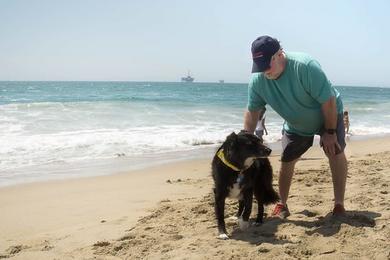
[281,114,346,162]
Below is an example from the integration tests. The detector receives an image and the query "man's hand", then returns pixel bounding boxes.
[243,110,261,133]
[320,133,341,156]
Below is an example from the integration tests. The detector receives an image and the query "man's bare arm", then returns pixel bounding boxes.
[243,109,264,133]
[321,96,340,155]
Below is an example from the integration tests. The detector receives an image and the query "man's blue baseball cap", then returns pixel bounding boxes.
[251,36,280,73]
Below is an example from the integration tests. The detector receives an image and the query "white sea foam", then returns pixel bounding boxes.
[1,82,390,186]
[0,124,237,171]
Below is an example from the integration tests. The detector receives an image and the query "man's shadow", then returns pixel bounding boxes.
[291,210,380,237]
[230,210,380,244]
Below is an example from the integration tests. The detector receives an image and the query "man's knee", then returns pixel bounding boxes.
[325,150,347,161]
[280,159,299,173]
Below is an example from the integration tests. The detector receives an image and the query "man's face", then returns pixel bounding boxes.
[264,50,285,80]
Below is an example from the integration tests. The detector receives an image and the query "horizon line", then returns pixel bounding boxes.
[0,80,388,88]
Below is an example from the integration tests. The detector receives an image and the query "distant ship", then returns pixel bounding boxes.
[181,71,194,82]
[219,80,224,83]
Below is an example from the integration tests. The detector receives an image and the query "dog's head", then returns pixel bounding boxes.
[221,131,271,170]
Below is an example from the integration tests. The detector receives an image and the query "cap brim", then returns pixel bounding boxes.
[251,59,271,73]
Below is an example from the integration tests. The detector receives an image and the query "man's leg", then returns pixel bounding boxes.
[273,131,313,218]
[328,151,348,206]
[272,159,298,218]
[279,159,299,205]
[326,113,348,214]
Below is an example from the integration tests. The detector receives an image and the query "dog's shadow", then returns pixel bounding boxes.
[230,216,290,245]
[230,210,380,244]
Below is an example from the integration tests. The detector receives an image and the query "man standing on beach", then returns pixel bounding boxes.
[243,35,348,218]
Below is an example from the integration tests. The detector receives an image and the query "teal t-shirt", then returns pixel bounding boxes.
[247,52,343,136]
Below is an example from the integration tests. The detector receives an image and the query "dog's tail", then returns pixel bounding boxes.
[256,159,280,205]
[263,188,280,205]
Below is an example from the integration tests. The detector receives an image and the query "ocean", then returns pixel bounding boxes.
[1,81,390,187]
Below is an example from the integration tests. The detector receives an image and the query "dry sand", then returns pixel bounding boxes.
[0,137,389,259]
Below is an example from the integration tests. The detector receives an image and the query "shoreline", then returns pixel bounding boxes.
[2,132,390,189]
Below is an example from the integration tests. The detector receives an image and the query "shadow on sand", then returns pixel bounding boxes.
[230,210,380,244]
[293,210,380,237]
[230,217,290,245]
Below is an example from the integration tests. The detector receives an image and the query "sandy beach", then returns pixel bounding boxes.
[0,137,389,259]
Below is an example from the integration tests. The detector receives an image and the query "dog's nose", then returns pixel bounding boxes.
[265,147,272,155]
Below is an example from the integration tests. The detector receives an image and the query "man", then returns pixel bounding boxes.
[343,110,350,135]
[244,35,348,218]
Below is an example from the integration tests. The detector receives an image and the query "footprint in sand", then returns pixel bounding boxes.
[41,240,54,251]
[93,241,110,247]
[2,244,29,258]
[299,209,318,217]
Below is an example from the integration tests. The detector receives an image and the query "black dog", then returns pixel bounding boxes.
[212,131,279,239]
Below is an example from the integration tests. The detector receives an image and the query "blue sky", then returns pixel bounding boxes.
[0,0,389,86]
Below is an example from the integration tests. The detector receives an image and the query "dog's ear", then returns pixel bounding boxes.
[225,132,238,152]
[226,132,237,142]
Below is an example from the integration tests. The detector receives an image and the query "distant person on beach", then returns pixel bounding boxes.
[343,111,350,134]
[243,35,348,218]
[255,113,268,143]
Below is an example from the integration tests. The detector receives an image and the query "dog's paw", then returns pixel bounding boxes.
[253,221,263,227]
[238,218,250,230]
[217,233,229,240]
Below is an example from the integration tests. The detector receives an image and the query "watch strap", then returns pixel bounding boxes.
[326,129,336,135]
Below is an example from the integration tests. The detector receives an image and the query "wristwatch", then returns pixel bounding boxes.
[326,129,336,135]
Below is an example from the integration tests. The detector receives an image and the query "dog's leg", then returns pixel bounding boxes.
[254,190,264,225]
[236,199,244,218]
[239,189,253,231]
[255,203,264,225]
[214,189,229,239]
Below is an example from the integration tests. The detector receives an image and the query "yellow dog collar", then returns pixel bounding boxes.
[217,149,240,172]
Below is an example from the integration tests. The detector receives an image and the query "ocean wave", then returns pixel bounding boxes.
[187,140,220,146]
[1,82,390,186]
[2,120,388,172]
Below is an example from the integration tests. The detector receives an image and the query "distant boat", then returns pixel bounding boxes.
[219,80,224,83]
[181,71,194,82]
